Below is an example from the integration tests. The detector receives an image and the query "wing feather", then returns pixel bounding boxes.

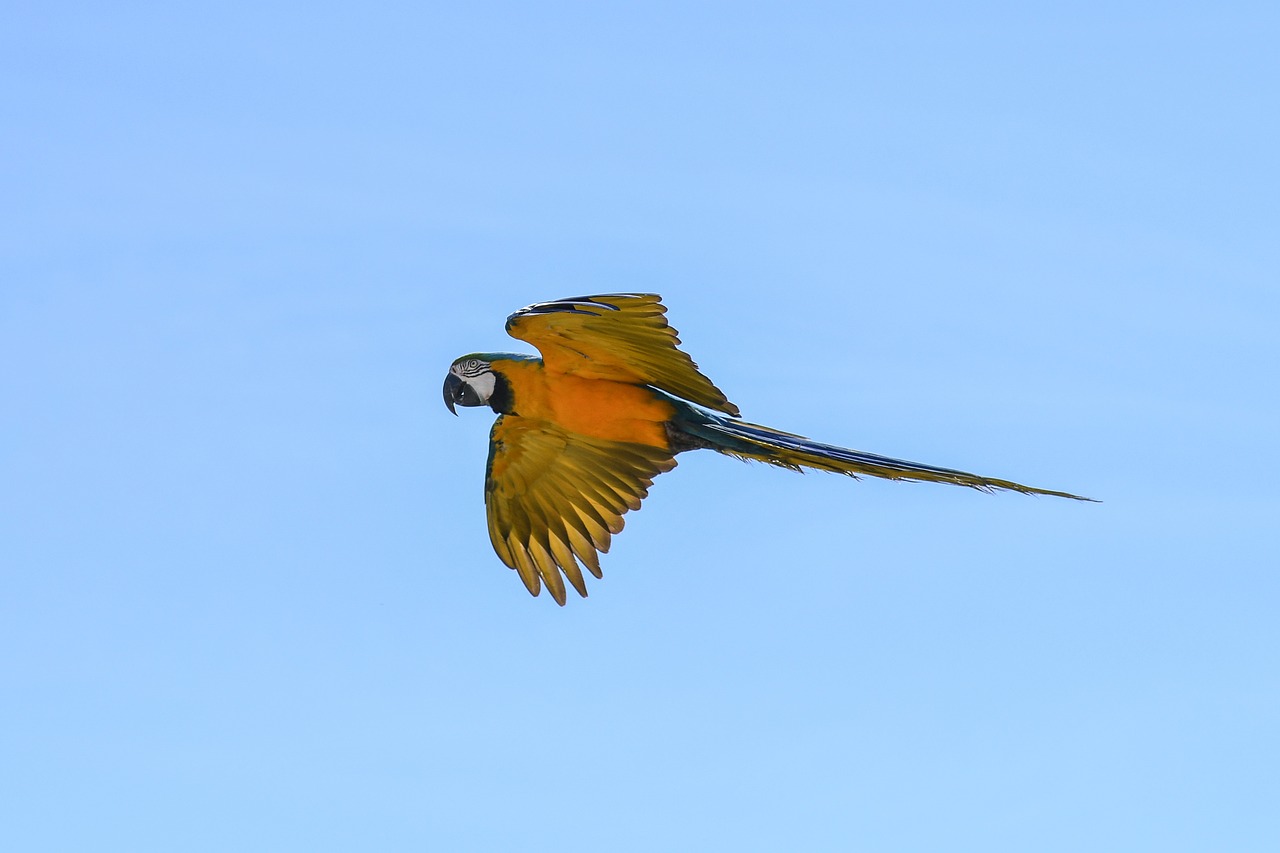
[563,520,602,578]
[507,535,540,597]
[484,414,677,603]
[548,533,588,598]
[505,293,741,416]
[526,538,566,605]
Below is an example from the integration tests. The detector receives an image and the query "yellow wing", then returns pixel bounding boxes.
[485,414,677,604]
[505,293,741,416]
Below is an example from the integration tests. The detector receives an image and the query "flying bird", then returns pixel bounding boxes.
[445,293,1091,604]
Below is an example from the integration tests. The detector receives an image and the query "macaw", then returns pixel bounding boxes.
[444,293,1091,604]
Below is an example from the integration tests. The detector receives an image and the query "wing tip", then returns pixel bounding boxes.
[506,293,663,327]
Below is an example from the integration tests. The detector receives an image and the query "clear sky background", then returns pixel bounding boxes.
[3,3,1278,851]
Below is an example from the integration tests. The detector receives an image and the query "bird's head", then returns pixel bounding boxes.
[443,354,513,415]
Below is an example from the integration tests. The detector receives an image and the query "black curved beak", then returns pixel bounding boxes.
[443,372,463,415]
[444,372,485,415]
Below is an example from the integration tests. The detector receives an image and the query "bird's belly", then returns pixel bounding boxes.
[533,377,674,448]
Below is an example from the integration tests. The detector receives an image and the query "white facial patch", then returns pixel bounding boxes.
[469,370,496,403]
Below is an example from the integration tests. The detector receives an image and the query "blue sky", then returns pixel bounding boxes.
[3,2,1278,850]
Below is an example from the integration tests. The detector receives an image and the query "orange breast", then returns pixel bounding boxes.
[498,359,674,449]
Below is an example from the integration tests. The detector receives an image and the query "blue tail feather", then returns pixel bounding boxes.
[665,395,1094,501]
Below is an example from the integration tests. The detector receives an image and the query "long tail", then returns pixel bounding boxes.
[672,408,1095,502]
